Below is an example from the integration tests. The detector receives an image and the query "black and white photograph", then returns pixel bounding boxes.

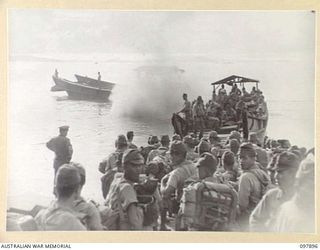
[6,9,315,234]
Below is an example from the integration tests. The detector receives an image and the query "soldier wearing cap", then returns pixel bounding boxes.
[72,162,103,231]
[99,134,128,174]
[248,132,259,145]
[273,157,315,233]
[46,126,73,174]
[172,133,181,141]
[126,131,138,149]
[140,135,161,163]
[228,130,242,144]
[147,135,170,164]
[249,151,300,232]
[208,131,221,148]
[197,139,211,156]
[178,153,219,230]
[105,149,145,230]
[98,134,128,199]
[220,150,238,183]
[160,141,197,230]
[277,139,291,150]
[195,152,218,182]
[35,164,86,231]
[237,142,270,230]
[249,132,269,169]
[229,138,240,155]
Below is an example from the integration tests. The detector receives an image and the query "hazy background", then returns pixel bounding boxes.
[7,10,315,209]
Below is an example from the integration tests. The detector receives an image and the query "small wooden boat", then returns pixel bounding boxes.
[74,74,115,90]
[51,75,112,101]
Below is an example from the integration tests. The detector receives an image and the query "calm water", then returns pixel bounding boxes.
[7,58,314,210]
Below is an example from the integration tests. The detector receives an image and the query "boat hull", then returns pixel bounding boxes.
[247,114,268,144]
[52,76,111,101]
[75,74,115,90]
[172,113,267,144]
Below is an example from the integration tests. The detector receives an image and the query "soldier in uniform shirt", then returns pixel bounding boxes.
[160,141,197,230]
[46,126,73,174]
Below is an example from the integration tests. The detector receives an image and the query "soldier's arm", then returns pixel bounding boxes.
[66,139,73,160]
[249,193,269,232]
[46,139,55,151]
[127,203,144,230]
[86,202,104,231]
[146,150,154,164]
[120,185,143,230]
[161,173,178,199]
[98,159,107,174]
[101,153,117,173]
[68,145,73,159]
[108,153,118,171]
[238,175,251,214]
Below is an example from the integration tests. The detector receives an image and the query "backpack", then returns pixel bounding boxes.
[146,155,171,182]
[140,146,156,163]
[100,152,124,199]
[134,179,159,227]
[180,181,238,231]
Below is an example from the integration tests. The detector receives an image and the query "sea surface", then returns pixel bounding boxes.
[7,58,315,210]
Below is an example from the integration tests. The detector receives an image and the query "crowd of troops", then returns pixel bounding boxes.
[8,125,314,233]
[179,84,268,136]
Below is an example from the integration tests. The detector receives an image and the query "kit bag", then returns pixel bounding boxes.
[180,181,238,231]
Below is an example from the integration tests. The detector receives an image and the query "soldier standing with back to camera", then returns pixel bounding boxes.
[46,125,73,175]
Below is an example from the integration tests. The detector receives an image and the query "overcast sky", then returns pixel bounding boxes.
[9,10,315,60]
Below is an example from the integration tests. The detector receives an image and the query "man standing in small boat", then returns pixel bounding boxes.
[178,93,192,132]
[192,96,206,139]
[46,126,73,175]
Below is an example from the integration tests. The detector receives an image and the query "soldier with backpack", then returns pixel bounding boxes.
[103,149,145,230]
[237,142,271,231]
[160,141,197,230]
[99,135,128,199]
[35,164,87,231]
[72,162,103,230]
[249,151,300,232]
[147,135,171,163]
[220,150,238,186]
[179,153,238,231]
[140,135,161,163]
[273,157,315,233]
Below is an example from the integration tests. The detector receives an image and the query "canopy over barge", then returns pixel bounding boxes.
[211,75,260,91]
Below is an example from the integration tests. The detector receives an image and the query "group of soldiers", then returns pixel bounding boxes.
[178,84,268,135]
[17,124,313,233]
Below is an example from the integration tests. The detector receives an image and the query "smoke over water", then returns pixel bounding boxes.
[111,64,192,120]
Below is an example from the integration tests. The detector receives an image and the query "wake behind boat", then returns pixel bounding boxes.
[51,73,114,101]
